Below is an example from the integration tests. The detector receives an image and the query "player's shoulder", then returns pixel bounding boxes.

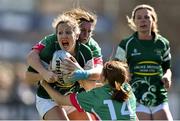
[87,37,101,48]
[119,33,136,47]
[44,33,57,39]
[88,37,99,44]
[79,42,92,53]
[78,42,93,60]
[84,84,108,97]
[124,33,136,41]
[155,33,170,45]
[42,33,57,43]
[40,33,59,50]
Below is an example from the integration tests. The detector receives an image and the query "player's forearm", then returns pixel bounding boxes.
[25,71,43,85]
[80,65,103,90]
[67,65,103,84]
[40,80,72,106]
[87,64,103,80]
[27,50,47,74]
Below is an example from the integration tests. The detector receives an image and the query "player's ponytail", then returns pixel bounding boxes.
[112,82,129,102]
[103,61,130,102]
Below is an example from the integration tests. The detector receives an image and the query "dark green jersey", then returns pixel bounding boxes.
[85,37,103,66]
[115,32,171,106]
[27,34,93,98]
[70,83,136,120]
[85,37,102,58]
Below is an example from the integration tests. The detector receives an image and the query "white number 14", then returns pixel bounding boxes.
[104,99,133,120]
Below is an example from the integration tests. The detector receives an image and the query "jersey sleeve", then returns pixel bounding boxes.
[87,38,103,66]
[87,38,102,58]
[161,38,171,71]
[79,43,94,70]
[32,34,57,52]
[114,39,127,61]
[70,91,96,113]
[27,34,57,73]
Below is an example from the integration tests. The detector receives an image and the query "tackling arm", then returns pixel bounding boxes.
[40,80,72,106]
[25,71,43,85]
[61,57,103,82]
[27,49,47,75]
[26,49,57,83]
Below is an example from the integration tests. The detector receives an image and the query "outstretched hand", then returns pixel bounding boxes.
[60,56,83,75]
[60,57,90,83]
[40,70,58,83]
[161,77,172,90]
[161,69,172,90]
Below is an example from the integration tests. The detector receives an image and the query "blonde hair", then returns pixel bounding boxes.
[52,14,80,35]
[127,4,159,33]
[64,8,97,30]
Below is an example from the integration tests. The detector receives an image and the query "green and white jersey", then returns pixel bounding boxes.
[70,83,136,120]
[85,38,103,66]
[27,34,93,98]
[114,32,171,106]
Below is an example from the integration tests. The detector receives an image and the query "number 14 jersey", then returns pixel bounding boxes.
[70,84,136,120]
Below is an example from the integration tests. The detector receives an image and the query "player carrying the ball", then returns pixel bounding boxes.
[26,14,95,120]
[26,8,103,120]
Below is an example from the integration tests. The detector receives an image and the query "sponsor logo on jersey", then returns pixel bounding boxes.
[131,48,141,56]
[133,61,161,76]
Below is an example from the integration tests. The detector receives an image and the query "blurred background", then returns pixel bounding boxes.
[0,0,179,119]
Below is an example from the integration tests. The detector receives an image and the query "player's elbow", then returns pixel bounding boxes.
[26,49,40,64]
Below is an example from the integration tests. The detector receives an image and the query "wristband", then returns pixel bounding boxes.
[69,69,91,83]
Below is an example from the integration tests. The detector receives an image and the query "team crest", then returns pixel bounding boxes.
[131,48,141,56]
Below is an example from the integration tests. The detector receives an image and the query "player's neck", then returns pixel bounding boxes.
[138,32,152,40]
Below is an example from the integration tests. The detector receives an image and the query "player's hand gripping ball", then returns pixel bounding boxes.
[51,50,74,87]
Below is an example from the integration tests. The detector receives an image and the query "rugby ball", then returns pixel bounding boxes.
[51,50,74,86]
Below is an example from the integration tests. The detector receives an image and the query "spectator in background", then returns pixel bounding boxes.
[114,4,173,120]
[0,62,15,103]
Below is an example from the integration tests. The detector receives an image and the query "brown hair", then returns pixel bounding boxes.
[63,8,97,30]
[127,4,159,33]
[103,61,130,102]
